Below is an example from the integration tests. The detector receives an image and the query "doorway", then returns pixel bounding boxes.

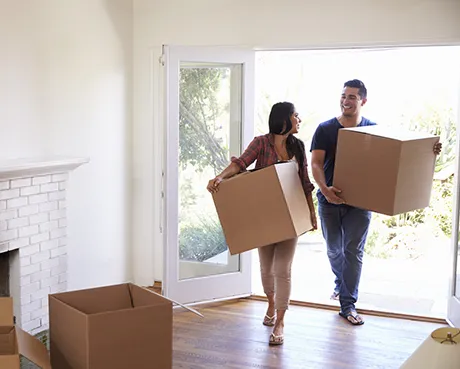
[252,45,460,319]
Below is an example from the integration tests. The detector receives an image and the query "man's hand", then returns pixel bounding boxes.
[207,176,223,194]
[322,186,345,205]
[433,142,442,155]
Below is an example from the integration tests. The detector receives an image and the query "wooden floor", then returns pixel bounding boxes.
[172,298,445,369]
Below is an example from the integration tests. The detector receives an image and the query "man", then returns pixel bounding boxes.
[310,79,441,325]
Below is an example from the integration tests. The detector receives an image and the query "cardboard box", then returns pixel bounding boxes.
[213,161,313,255]
[0,297,51,369]
[333,126,439,215]
[49,283,173,369]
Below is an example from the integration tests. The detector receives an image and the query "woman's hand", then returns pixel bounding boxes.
[310,210,318,230]
[207,176,223,194]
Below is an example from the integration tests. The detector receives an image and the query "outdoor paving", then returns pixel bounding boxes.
[252,237,450,319]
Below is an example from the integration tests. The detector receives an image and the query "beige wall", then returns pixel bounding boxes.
[132,0,460,283]
[1,0,133,290]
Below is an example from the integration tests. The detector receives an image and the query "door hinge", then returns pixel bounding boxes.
[159,54,165,66]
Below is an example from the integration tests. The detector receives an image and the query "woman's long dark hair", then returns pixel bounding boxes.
[268,102,306,178]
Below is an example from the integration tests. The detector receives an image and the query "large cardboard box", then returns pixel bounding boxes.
[213,161,313,254]
[333,126,439,215]
[0,297,51,369]
[49,283,173,369]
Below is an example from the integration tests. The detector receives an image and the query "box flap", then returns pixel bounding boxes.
[128,284,170,308]
[342,125,438,141]
[16,326,51,369]
[0,298,14,326]
[0,355,20,369]
[138,286,204,317]
[51,283,132,314]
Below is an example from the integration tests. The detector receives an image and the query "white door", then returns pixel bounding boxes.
[163,45,255,304]
[447,84,460,326]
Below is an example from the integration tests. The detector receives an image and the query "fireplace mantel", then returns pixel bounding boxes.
[0,155,88,333]
[0,156,89,180]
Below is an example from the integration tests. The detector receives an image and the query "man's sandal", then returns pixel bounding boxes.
[269,333,284,346]
[339,310,364,325]
[263,314,276,326]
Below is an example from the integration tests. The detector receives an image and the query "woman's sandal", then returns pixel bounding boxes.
[263,314,276,326]
[269,332,284,346]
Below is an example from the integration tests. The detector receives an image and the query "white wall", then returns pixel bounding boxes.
[132,0,460,283]
[1,0,133,289]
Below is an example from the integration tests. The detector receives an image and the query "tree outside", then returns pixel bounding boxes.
[178,47,459,269]
[178,67,230,262]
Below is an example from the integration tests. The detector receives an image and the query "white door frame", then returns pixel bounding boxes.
[447,73,460,326]
[162,45,255,304]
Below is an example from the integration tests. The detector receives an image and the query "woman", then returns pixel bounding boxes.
[207,102,317,345]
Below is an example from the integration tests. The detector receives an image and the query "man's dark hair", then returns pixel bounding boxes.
[343,79,367,99]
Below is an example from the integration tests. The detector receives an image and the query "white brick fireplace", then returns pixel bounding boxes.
[0,157,88,334]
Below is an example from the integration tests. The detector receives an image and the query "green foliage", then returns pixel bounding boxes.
[402,105,456,173]
[179,68,229,175]
[365,106,456,259]
[179,217,227,262]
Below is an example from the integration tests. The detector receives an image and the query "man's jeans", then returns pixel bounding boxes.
[318,202,372,313]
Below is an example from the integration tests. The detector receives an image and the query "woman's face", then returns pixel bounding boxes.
[288,111,301,134]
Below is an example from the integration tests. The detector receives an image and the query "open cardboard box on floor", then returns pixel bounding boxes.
[333,126,440,215]
[213,161,314,254]
[0,297,51,369]
[1,283,202,369]
[49,283,202,369]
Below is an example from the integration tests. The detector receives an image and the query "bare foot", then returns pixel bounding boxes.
[269,321,284,345]
[272,321,284,337]
[263,304,276,326]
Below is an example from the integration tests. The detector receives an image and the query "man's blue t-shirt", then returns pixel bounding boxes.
[310,117,376,205]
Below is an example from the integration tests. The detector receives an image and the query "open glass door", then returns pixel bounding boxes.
[163,45,255,304]
[447,81,460,326]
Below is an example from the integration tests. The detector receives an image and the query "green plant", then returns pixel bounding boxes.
[179,217,227,262]
[179,68,230,175]
[364,106,456,259]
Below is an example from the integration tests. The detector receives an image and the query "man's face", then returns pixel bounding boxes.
[340,87,367,117]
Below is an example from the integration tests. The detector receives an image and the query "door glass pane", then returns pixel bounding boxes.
[178,63,241,280]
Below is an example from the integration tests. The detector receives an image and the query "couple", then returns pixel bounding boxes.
[207,79,442,346]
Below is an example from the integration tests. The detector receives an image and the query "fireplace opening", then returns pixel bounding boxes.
[0,250,9,297]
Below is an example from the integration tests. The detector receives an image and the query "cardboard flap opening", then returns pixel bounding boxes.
[139,287,204,318]
[128,284,170,308]
[0,327,17,355]
[16,326,51,369]
[0,298,14,326]
[343,125,437,141]
[0,356,20,368]
[53,284,132,314]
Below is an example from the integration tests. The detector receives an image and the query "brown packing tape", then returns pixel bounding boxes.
[141,287,204,318]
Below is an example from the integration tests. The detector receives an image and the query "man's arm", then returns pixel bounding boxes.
[311,149,328,191]
[311,150,344,205]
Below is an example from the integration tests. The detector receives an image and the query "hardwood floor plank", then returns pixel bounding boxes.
[172,299,445,368]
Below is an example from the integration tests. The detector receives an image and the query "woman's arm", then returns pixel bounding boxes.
[207,137,261,194]
[298,139,317,229]
[305,191,317,230]
[206,162,240,193]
